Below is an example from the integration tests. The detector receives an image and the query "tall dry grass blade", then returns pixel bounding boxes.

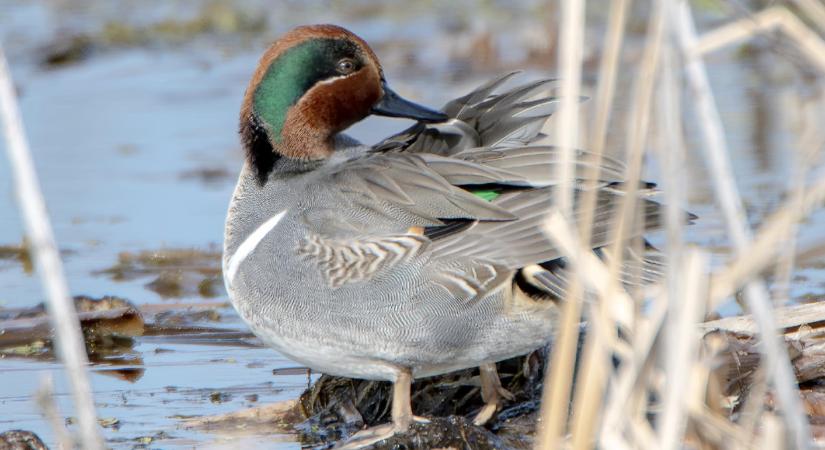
[656,4,697,445]
[792,0,825,32]
[605,0,665,281]
[599,291,668,444]
[709,176,825,304]
[535,0,586,447]
[567,303,610,450]
[541,214,635,329]
[773,93,822,307]
[35,376,73,450]
[567,0,632,447]
[738,366,770,449]
[0,47,103,449]
[595,4,668,444]
[674,2,812,448]
[551,0,585,217]
[693,6,825,73]
[658,249,709,449]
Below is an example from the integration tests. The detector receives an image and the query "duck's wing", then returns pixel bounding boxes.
[373,72,558,155]
[427,184,665,270]
[298,150,523,289]
[516,245,666,299]
[370,73,628,188]
[300,74,676,294]
[301,148,665,292]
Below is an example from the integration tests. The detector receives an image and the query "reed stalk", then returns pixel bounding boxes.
[0,46,103,450]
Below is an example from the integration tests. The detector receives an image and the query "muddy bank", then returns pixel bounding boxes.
[186,348,555,449]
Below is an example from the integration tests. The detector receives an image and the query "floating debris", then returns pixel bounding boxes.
[0,240,33,274]
[95,248,224,299]
[98,417,120,429]
[179,166,233,186]
[0,295,143,360]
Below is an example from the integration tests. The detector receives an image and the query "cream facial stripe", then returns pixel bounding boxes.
[225,210,287,285]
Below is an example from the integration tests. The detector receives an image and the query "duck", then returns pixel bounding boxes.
[222,24,665,448]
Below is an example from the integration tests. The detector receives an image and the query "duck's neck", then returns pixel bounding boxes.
[240,113,332,185]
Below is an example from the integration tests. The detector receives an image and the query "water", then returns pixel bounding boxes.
[0,1,824,448]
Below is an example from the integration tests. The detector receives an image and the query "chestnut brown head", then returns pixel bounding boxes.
[240,24,446,184]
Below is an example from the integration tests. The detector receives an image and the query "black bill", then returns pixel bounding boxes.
[371,81,448,123]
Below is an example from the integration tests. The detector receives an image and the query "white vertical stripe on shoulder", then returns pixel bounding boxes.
[225,210,287,286]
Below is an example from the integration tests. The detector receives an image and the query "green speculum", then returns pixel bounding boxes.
[471,189,501,202]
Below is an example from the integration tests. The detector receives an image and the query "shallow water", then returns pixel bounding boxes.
[1,1,824,448]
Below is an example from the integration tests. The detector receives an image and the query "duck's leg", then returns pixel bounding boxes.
[336,368,428,449]
[473,362,515,426]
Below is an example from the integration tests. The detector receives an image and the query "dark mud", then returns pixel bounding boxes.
[184,350,551,449]
[0,430,48,450]
[298,351,546,449]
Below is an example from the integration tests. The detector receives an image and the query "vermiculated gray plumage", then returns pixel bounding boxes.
[224,74,673,383]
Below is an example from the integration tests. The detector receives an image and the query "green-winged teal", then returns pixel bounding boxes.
[223,24,666,448]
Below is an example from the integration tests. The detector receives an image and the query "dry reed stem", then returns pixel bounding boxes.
[658,249,709,449]
[709,176,825,305]
[0,47,103,449]
[535,0,586,446]
[689,406,750,445]
[657,3,694,447]
[604,0,665,281]
[693,6,825,73]
[739,367,770,449]
[675,2,812,447]
[541,214,635,327]
[702,301,825,335]
[599,290,668,442]
[772,94,821,307]
[35,376,73,450]
[576,0,633,248]
[566,0,632,446]
[792,0,825,32]
[596,2,667,444]
[551,0,584,216]
[567,305,608,450]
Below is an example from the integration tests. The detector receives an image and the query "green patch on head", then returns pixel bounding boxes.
[471,189,501,202]
[253,38,362,143]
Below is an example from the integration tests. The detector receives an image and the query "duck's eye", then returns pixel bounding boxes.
[336,58,356,75]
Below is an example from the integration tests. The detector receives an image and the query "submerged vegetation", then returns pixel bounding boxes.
[40,1,268,68]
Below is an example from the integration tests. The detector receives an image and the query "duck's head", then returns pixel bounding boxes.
[240,24,446,183]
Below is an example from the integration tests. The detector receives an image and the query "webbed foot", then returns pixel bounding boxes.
[472,362,514,426]
[335,416,429,449]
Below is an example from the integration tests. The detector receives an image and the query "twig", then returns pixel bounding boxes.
[674,2,812,448]
[0,46,103,449]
